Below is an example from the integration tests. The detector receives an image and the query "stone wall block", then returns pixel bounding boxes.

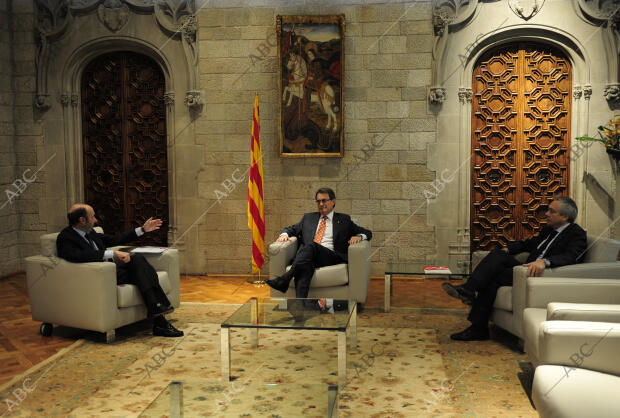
[379,36,407,54]
[406,35,433,53]
[372,70,408,87]
[369,181,401,198]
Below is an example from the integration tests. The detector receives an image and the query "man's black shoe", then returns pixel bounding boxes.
[148,303,174,318]
[442,282,474,305]
[265,276,290,293]
[450,325,489,341]
[153,322,184,337]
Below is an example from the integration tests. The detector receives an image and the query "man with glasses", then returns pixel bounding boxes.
[265,187,372,299]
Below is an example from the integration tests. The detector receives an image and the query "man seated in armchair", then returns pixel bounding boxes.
[265,187,372,308]
[56,203,183,338]
[442,196,587,341]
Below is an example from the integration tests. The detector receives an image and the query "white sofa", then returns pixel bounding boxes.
[523,303,620,417]
[472,235,620,339]
[25,228,180,342]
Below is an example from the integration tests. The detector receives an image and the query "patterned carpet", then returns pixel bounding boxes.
[0,303,537,417]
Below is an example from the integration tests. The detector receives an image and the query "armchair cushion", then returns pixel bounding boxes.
[547,302,620,323]
[526,277,620,309]
[537,320,620,376]
[41,233,58,257]
[286,264,349,288]
[532,365,620,418]
[117,271,171,308]
[583,235,620,263]
[493,287,513,311]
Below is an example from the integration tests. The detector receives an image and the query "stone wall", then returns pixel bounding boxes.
[0,0,45,275]
[11,0,43,263]
[2,0,616,278]
[196,0,436,275]
[0,0,19,276]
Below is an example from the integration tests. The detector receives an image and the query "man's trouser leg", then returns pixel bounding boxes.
[467,266,514,327]
[466,249,520,292]
[292,242,343,298]
[117,254,171,309]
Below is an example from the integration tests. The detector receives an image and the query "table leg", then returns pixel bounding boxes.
[250,298,259,348]
[169,381,183,418]
[338,331,347,389]
[250,328,258,348]
[384,273,391,312]
[221,327,230,381]
[327,384,338,418]
[349,302,357,351]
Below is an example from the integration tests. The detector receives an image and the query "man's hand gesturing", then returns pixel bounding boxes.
[143,217,163,233]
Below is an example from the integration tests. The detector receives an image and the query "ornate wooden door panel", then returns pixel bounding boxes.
[471,43,571,251]
[81,52,168,245]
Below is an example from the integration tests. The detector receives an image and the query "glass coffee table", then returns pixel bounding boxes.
[384,260,470,312]
[221,297,356,389]
[139,380,338,417]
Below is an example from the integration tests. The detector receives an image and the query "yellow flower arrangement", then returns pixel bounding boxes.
[577,115,620,150]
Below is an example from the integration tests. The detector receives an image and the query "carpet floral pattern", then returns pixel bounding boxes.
[0,303,536,417]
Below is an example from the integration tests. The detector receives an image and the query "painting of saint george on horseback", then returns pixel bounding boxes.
[277,15,344,157]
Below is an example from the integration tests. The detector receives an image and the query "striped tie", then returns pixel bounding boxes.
[314,216,327,244]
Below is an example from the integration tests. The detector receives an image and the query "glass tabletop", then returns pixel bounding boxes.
[221,297,356,331]
[139,380,338,417]
[385,260,470,275]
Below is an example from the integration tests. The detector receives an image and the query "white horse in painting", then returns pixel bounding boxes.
[282,53,338,132]
[282,53,307,106]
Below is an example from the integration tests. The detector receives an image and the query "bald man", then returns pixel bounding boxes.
[56,204,183,338]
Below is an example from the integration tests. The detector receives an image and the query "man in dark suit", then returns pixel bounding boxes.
[56,203,183,338]
[443,196,587,341]
[265,187,372,300]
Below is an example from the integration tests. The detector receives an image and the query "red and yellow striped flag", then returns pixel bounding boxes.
[248,94,265,274]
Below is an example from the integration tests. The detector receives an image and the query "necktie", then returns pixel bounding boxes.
[536,230,559,260]
[314,216,327,244]
[86,234,98,250]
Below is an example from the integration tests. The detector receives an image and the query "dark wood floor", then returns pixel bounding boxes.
[0,273,465,386]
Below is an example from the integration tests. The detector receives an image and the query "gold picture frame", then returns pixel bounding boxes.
[277,15,345,157]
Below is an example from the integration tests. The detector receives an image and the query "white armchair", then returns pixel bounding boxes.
[472,235,620,339]
[268,237,371,305]
[523,303,620,417]
[25,227,180,342]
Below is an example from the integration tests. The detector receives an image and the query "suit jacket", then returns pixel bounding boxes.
[56,226,138,263]
[282,212,372,261]
[506,222,587,268]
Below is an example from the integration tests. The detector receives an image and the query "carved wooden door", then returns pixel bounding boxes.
[471,43,571,251]
[81,51,168,246]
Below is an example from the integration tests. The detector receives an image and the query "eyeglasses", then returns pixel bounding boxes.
[315,199,332,204]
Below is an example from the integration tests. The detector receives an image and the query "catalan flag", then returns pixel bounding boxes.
[248,94,265,274]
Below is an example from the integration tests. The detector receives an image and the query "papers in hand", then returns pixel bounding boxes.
[423,266,452,274]
[130,246,169,254]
